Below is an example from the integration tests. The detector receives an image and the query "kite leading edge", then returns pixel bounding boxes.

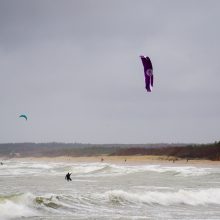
[19,114,28,121]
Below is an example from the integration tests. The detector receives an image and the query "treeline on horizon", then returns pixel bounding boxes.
[0,141,219,160]
[0,143,174,157]
[111,141,220,161]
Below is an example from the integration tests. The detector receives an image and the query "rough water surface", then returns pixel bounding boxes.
[0,160,220,219]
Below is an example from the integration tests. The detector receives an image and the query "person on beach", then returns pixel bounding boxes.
[65,172,72,181]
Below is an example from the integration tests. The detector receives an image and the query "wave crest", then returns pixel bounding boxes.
[104,188,220,206]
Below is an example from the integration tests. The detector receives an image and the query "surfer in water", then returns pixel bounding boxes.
[65,172,72,181]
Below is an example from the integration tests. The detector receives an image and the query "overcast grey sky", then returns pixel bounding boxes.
[0,0,220,144]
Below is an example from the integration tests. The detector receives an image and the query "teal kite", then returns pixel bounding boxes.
[19,114,28,121]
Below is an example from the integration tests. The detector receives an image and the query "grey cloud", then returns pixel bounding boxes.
[0,0,220,143]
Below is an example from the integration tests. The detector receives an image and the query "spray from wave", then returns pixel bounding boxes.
[0,192,74,220]
[0,193,37,220]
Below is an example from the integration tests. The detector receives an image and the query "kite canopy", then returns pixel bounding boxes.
[19,114,28,121]
[140,55,153,92]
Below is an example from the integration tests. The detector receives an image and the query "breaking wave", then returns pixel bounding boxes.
[67,163,215,177]
[0,192,73,220]
[1,188,220,220]
[1,161,217,177]
[103,188,220,206]
[0,193,37,220]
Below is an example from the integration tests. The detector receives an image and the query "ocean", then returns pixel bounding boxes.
[0,159,220,220]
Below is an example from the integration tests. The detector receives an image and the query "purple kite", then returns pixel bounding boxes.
[140,55,153,92]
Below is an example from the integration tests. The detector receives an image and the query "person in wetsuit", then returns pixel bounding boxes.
[65,172,72,181]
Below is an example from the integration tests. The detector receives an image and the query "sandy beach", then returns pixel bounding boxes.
[3,155,220,166]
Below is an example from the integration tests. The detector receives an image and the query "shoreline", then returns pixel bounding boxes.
[1,155,220,166]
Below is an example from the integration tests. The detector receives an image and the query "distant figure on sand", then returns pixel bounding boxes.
[125,159,127,162]
[65,172,72,181]
[101,158,104,162]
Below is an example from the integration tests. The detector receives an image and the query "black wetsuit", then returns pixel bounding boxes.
[65,172,72,181]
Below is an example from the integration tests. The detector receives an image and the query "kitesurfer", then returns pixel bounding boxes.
[65,172,72,181]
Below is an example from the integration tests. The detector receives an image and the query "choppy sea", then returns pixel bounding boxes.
[0,159,220,219]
